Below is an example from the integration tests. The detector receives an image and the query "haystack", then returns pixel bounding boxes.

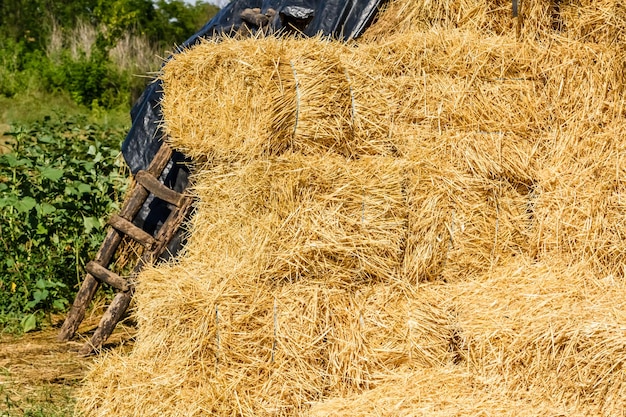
[78,0,626,415]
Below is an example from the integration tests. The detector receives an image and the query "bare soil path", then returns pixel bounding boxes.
[0,315,134,416]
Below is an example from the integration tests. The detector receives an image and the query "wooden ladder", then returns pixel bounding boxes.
[58,143,193,355]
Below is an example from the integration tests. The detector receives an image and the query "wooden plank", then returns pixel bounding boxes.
[117,143,174,220]
[146,143,174,176]
[136,170,184,207]
[85,261,129,291]
[57,274,100,341]
[153,196,195,259]
[80,291,133,355]
[107,214,156,248]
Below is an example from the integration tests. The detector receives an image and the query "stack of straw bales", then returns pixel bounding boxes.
[78,0,626,415]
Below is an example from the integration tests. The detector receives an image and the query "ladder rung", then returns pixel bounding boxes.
[86,261,129,291]
[135,170,184,207]
[108,214,156,248]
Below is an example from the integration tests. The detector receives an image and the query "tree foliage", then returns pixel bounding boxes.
[0,0,219,52]
[0,0,220,108]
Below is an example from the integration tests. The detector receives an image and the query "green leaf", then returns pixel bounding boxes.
[15,197,37,212]
[53,299,68,311]
[64,185,77,195]
[4,154,32,168]
[38,135,54,143]
[39,202,56,215]
[83,216,101,233]
[3,154,17,166]
[21,314,37,333]
[77,183,92,194]
[0,195,18,208]
[38,166,64,181]
[36,223,48,234]
[33,289,49,304]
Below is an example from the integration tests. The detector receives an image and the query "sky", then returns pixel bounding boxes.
[182,0,230,7]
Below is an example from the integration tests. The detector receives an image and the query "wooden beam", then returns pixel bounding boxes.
[108,214,156,248]
[136,170,184,207]
[80,291,133,355]
[85,261,129,292]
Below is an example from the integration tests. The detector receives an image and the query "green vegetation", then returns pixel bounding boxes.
[0,115,128,332]
[0,0,219,109]
[1,379,76,417]
[0,0,220,331]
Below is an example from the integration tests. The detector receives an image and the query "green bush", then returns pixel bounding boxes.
[0,115,128,331]
[0,40,135,109]
[60,52,130,108]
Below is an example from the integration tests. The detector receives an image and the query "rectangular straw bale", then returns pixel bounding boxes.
[160,37,293,161]
[360,26,540,80]
[310,365,587,417]
[364,0,625,44]
[388,73,544,139]
[360,31,624,143]
[161,37,398,162]
[187,153,408,287]
[402,133,533,282]
[452,258,626,415]
[316,282,454,393]
[530,122,626,276]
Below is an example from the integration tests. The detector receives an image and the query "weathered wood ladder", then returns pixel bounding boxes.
[58,143,194,355]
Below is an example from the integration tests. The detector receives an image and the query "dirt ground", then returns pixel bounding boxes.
[0,313,134,416]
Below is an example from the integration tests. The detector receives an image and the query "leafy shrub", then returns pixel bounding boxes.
[60,51,130,108]
[0,115,128,331]
[0,37,141,109]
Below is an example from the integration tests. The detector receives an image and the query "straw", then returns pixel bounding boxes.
[78,3,626,415]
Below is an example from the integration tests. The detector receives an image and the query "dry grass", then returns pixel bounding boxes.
[78,1,626,415]
[0,316,134,416]
[46,18,162,75]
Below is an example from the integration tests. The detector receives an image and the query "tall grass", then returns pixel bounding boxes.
[1,19,165,110]
[47,19,162,75]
